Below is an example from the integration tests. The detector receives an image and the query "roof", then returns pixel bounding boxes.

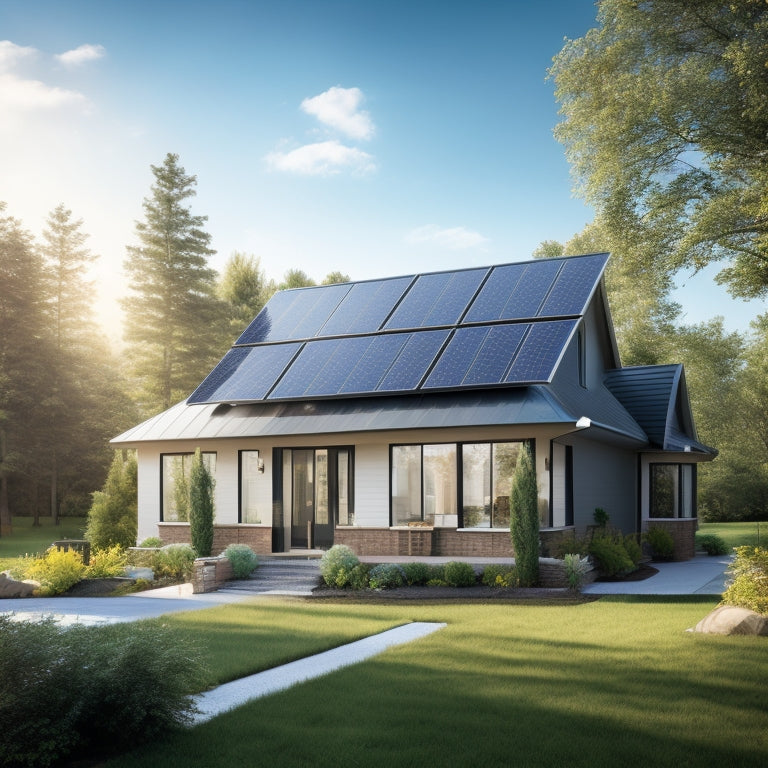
[604,364,716,455]
[188,252,610,405]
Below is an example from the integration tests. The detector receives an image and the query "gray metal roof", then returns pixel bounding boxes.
[112,388,582,445]
[604,364,715,455]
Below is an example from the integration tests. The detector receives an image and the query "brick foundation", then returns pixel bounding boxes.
[645,519,697,561]
[157,523,272,555]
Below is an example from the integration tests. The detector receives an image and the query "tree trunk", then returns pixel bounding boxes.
[0,428,12,537]
[32,481,40,526]
[51,450,59,525]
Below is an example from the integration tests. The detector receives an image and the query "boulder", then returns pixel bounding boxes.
[0,571,37,598]
[691,605,768,636]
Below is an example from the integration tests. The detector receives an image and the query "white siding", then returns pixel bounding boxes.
[352,443,390,526]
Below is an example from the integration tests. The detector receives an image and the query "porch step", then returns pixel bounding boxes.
[219,557,322,595]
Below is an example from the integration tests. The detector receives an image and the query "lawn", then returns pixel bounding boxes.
[698,520,766,550]
[0,516,86,570]
[107,596,768,768]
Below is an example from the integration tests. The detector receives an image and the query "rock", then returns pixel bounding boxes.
[0,571,37,598]
[691,605,768,636]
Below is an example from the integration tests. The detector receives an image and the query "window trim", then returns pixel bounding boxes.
[159,451,217,522]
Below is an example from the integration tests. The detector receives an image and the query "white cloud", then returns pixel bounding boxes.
[0,72,86,110]
[300,86,374,140]
[406,225,490,250]
[266,140,376,176]
[0,40,37,73]
[56,43,106,67]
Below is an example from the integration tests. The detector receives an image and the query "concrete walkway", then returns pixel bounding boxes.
[192,622,446,724]
[583,554,732,596]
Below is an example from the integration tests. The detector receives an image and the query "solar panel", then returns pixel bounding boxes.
[385,268,488,329]
[376,330,450,392]
[462,263,526,323]
[538,253,608,317]
[236,283,349,344]
[188,343,303,403]
[319,277,413,336]
[504,320,577,383]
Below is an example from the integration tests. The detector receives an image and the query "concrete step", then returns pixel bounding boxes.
[220,557,322,595]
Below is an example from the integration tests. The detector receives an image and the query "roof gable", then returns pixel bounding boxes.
[189,252,610,405]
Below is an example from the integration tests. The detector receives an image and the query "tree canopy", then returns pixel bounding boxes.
[550,0,768,298]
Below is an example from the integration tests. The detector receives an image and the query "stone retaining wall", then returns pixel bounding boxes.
[192,557,233,594]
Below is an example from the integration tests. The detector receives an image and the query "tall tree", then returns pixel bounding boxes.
[217,252,270,336]
[189,448,214,557]
[0,206,50,536]
[551,0,768,299]
[509,444,539,587]
[123,154,227,415]
[278,269,315,290]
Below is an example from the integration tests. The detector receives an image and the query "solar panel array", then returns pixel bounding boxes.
[189,253,608,404]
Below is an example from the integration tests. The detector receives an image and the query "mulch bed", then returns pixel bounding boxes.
[595,563,659,582]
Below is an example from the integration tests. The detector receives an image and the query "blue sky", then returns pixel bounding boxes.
[1,0,764,339]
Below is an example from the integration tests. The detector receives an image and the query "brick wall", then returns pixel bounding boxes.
[646,519,697,561]
[432,529,513,557]
[157,524,272,555]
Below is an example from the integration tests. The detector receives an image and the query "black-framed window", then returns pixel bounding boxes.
[649,463,696,519]
[390,440,529,529]
[161,452,217,522]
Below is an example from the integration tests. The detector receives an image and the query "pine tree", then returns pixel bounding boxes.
[509,444,540,587]
[189,448,214,557]
[217,252,271,336]
[0,205,51,536]
[85,451,138,550]
[123,153,227,416]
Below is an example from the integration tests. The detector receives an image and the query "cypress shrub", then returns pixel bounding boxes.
[509,443,540,587]
[189,448,215,557]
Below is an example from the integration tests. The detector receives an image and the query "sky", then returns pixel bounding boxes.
[1,0,765,342]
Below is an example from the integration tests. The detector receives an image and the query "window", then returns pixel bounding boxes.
[461,442,522,528]
[391,444,456,526]
[239,450,264,523]
[391,441,527,529]
[649,463,696,518]
[161,452,216,522]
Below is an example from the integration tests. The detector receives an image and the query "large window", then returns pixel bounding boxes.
[649,463,695,518]
[391,441,526,529]
[161,452,216,522]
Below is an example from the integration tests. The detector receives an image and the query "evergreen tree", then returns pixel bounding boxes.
[123,153,227,416]
[188,448,214,557]
[217,252,270,336]
[0,205,50,537]
[85,451,138,550]
[509,444,539,587]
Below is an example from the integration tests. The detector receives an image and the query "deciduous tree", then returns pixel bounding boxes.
[551,0,768,299]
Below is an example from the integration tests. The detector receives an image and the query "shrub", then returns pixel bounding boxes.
[481,563,519,588]
[222,544,259,578]
[697,533,729,556]
[510,443,540,586]
[368,563,406,590]
[593,507,609,526]
[139,536,163,547]
[623,534,644,566]
[722,546,768,615]
[563,553,591,591]
[23,547,86,596]
[588,533,635,577]
[402,561,431,586]
[426,563,447,586]
[444,560,477,587]
[189,448,215,557]
[153,543,197,581]
[86,545,128,578]
[85,451,138,550]
[645,526,675,559]
[348,562,372,590]
[553,531,590,559]
[0,616,204,767]
[319,545,360,587]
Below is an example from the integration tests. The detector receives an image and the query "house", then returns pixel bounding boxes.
[112,252,715,561]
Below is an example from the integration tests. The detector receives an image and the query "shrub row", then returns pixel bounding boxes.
[318,545,520,590]
[0,616,205,767]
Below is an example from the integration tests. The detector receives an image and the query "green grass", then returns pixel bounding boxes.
[0,516,86,570]
[698,521,767,550]
[107,597,768,768]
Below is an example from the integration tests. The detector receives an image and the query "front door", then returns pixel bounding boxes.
[285,448,350,550]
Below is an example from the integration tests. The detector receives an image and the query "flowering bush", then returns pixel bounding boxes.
[86,545,128,579]
[22,547,86,596]
[481,564,519,588]
[722,546,768,615]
